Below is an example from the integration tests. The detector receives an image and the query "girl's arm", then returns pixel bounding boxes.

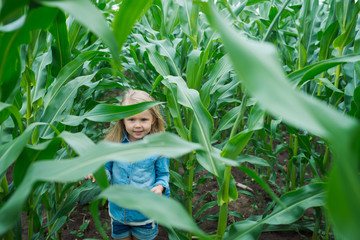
[152,156,170,195]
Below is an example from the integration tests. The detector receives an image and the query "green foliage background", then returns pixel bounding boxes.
[0,0,359,239]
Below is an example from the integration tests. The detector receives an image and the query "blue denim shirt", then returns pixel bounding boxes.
[105,133,170,224]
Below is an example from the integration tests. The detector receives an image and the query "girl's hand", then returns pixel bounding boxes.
[85,174,95,183]
[151,185,164,195]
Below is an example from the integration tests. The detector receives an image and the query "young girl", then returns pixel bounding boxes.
[88,89,169,240]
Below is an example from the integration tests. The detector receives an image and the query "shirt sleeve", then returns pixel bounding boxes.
[154,156,170,194]
[105,161,113,182]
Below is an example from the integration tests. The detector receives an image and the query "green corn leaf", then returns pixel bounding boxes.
[221,131,253,160]
[0,14,26,32]
[0,0,29,23]
[0,132,203,235]
[225,183,326,240]
[13,138,61,187]
[288,54,360,86]
[247,103,265,131]
[146,44,170,76]
[58,131,95,156]
[235,155,270,167]
[205,4,360,239]
[32,51,52,104]
[49,11,71,75]
[0,102,23,132]
[319,21,339,61]
[163,76,222,177]
[355,29,360,80]
[0,6,58,103]
[212,106,241,141]
[62,101,160,126]
[170,170,189,192]
[0,122,46,176]
[43,51,99,110]
[186,49,202,91]
[40,73,96,136]
[39,0,121,66]
[152,39,181,76]
[112,0,154,51]
[200,55,232,108]
[163,81,189,140]
[98,185,208,238]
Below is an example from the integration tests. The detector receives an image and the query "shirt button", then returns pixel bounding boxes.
[127,176,129,178]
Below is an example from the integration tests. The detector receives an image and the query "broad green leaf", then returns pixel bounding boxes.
[0,6,58,103]
[0,0,29,23]
[235,155,269,167]
[163,82,189,140]
[355,28,360,80]
[0,132,203,235]
[212,106,241,141]
[62,101,161,126]
[13,138,61,186]
[200,55,232,108]
[246,0,269,6]
[319,21,339,61]
[39,0,121,66]
[186,49,202,91]
[43,51,99,110]
[205,6,355,139]
[58,131,95,156]
[49,11,71,75]
[98,185,208,238]
[247,103,265,131]
[151,39,181,76]
[288,54,360,86]
[163,76,222,177]
[170,170,189,192]
[178,0,198,47]
[146,44,170,76]
[32,51,52,103]
[40,73,96,136]
[0,33,22,103]
[221,131,253,160]
[0,102,23,132]
[0,14,26,32]
[205,4,360,240]
[348,86,360,119]
[313,78,343,93]
[225,183,326,240]
[112,0,153,51]
[0,123,46,176]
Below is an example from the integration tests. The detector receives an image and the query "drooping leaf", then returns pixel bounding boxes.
[0,132,203,235]
[62,101,161,126]
[98,185,208,238]
[39,0,121,66]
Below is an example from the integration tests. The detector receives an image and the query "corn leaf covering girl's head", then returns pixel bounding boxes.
[105,89,165,142]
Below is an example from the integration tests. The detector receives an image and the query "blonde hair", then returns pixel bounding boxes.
[104,89,165,142]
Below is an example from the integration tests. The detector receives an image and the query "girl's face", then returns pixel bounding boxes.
[123,109,154,142]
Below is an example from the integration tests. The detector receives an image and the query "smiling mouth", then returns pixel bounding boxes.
[134,131,143,134]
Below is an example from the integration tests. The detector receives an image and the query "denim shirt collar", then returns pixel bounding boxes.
[122,132,130,143]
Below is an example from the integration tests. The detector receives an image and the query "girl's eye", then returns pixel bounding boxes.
[141,118,148,122]
[128,118,135,121]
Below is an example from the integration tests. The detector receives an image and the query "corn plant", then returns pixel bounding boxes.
[1,0,360,240]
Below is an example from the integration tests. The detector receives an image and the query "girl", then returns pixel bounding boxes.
[88,89,169,240]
